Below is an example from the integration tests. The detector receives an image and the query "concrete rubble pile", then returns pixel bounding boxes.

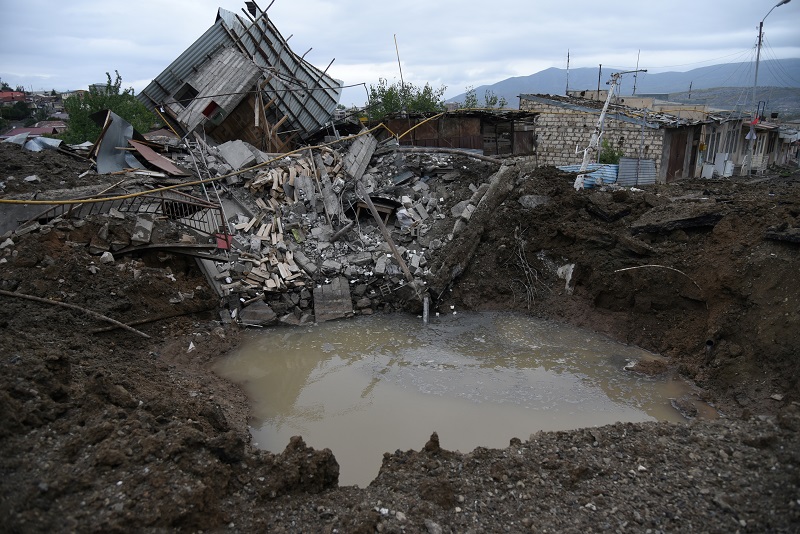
[157,132,500,328]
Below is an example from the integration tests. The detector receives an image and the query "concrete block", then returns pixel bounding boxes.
[322,259,342,272]
[414,204,429,220]
[450,200,470,218]
[347,251,373,266]
[460,204,476,221]
[131,215,154,246]
[374,255,387,275]
[292,250,317,275]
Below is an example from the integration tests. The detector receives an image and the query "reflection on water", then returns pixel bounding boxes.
[215,312,703,487]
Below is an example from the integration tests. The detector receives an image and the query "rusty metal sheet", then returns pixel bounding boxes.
[128,140,189,176]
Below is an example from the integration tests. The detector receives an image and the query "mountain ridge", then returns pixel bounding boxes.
[448,59,800,110]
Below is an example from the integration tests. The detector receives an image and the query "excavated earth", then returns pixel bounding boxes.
[1,142,799,533]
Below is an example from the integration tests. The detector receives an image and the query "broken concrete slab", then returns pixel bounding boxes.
[321,259,342,273]
[313,276,353,323]
[239,301,277,326]
[218,140,257,170]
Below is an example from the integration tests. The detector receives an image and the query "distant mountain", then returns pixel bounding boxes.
[449,59,800,108]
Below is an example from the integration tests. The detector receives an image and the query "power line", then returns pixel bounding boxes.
[602,48,755,72]
[761,36,800,85]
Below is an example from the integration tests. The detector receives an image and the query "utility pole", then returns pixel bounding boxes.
[394,34,407,117]
[597,64,602,100]
[746,0,791,175]
[575,69,647,190]
[632,50,641,95]
[566,50,570,95]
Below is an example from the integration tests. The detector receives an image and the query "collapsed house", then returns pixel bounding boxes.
[136,1,342,153]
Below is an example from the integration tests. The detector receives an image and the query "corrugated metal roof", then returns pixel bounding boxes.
[618,158,657,186]
[557,163,618,188]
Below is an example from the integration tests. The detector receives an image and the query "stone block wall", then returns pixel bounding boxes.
[521,100,665,174]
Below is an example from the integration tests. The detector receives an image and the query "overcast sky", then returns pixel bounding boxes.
[2,0,799,106]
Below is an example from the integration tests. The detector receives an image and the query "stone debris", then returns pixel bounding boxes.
[3,127,512,329]
[165,134,495,327]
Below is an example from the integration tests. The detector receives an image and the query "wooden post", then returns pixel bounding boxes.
[355,181,415,285]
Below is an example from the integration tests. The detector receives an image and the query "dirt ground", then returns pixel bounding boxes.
[1,142,799,532]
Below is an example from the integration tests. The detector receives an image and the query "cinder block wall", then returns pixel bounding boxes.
[520,100,664,174]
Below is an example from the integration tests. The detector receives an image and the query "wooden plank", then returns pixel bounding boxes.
[243,214,259,233]
[277,263,292,279]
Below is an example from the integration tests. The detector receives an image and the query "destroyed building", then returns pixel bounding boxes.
[136,2,342,153]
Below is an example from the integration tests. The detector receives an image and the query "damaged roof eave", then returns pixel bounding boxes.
[520,94,665,130]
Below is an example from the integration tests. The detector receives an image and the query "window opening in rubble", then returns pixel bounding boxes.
[173,83,199,108]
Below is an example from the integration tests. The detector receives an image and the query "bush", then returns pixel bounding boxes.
[61,71,159,144]
[598,138,624,164]
[366,78,446,121]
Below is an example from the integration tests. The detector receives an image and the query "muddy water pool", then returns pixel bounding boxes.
[215,312,704,487]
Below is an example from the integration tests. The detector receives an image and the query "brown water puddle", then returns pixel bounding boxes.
[215,312,713,487]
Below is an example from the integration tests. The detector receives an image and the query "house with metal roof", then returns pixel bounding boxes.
[136,1,342,153]
[0,91,26,105]
[520,93,710,183]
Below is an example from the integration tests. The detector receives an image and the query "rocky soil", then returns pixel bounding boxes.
[1,140,799,532]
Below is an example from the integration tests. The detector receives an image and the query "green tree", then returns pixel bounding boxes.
[484,90,507,109]
[462,86,478,109]
[366,78,446,121]
[0,101,31,121]
[61,71,159,144]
